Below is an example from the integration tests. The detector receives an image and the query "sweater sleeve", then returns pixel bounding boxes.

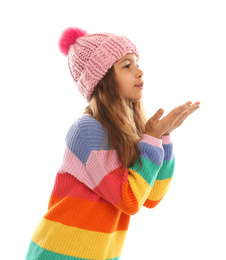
[58,116,165,215]
[143,135,175,209]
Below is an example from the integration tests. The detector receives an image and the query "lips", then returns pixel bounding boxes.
[135,83,144,89]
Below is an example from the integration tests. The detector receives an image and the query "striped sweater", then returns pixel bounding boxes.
[25,114,175,260]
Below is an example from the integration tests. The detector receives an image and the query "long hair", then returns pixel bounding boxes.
[84,66,147,170]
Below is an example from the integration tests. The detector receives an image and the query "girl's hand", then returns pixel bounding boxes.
[144,101,200,138]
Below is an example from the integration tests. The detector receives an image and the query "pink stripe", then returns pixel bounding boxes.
[160,135,172,144]
[58,145,85,177]
[86,150,122,187]
[82,113,91,116]
[58,146,96,190]
[141,134,163,148]
[58,146,122,190]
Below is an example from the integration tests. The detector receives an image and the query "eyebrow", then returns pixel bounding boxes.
[119,58,139,64]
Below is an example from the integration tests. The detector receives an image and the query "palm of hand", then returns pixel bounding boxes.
[145,101,200,138]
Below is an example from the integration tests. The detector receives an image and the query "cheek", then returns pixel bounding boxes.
[115,75,127,91]
[118,74,132,88]
[118,81,131,95]
[114,69,134,93]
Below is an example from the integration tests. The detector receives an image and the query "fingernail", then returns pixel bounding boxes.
[186,101,192,107]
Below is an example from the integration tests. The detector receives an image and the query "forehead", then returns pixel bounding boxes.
[114,53,138,65]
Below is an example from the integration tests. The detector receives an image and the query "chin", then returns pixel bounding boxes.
[129,96,143,103]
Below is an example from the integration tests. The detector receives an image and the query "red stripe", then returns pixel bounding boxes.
[51,172,108,204]
[93,166,140,215]
[93,166,128,206]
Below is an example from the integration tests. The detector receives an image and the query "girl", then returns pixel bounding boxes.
[25,27,200,260]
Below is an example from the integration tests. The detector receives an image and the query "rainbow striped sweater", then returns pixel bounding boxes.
[26,114,175,260]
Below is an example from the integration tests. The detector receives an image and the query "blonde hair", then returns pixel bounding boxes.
[84,66,147,169]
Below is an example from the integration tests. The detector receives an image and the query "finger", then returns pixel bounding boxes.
[186,101,193,107]
[164,102,200,133]
[151,108,164,123]
[194,101,201,106]
[174,104,200,127]
[166,101,191,121]
[174,101,192,114]
[187,105,200,116]
[185,102,200,115]
[177,105,197,122]
[187,101,200,112]
[169,100,200,120]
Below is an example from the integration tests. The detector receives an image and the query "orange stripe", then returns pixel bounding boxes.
[45,195,130,233]
[143,198,162,208]
[117,181,139,215]
[48,195,62,210]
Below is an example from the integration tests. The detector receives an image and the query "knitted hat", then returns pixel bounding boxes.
[59,27,139,102]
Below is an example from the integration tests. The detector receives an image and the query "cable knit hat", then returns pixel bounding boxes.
[59,27,139,102]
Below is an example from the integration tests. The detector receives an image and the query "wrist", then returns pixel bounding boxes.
[142,134,163,147]
[144,132,160,139]
[144,130,162,139]
[160,135,172,144]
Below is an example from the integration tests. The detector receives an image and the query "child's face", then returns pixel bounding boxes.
[113,53,144,102]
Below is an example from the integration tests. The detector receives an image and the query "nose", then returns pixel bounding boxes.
[136,67,144,78]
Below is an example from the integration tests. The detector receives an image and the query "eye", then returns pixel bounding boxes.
[124,64,130,68]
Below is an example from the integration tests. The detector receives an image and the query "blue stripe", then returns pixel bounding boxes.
[25,241,120,260]
[138,142,164,166]
[66,116,111,165]
[78,116,111,151]
[163,143,174,161]
[66,115,165,167]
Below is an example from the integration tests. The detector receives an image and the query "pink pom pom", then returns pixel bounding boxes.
[59,27,87,56]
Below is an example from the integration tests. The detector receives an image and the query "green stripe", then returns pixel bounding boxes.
[130,157,161,187]
[26,241,120,260]
[157,158,175,180]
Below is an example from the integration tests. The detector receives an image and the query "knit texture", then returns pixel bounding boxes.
[25,114,175,260]
[65,30,139,102]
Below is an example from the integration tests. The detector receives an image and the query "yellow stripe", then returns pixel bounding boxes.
[128,169,151,209]
[32,218,126,259]
[148,178,172,201]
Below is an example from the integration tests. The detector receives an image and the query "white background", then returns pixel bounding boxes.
[1,0,226,259]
